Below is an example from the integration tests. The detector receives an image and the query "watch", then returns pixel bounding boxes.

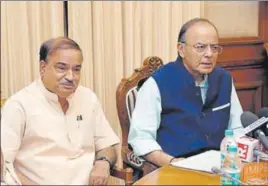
[95,157,112,168]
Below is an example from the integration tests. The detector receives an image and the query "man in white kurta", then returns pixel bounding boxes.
[1,37,120,185]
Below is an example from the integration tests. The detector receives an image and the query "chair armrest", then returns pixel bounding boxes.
[122,146,146,170]
[110,166,133,185]
[121,146,158,175]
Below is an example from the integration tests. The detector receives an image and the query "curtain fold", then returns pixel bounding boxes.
[68,1,202,135]
[1,1,64,98]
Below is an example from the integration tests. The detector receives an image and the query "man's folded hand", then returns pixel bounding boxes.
[88,160,110,185]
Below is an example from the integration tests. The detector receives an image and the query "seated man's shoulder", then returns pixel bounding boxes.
[214,67,232,77]
[158,61,176,70]
[3,81,36,105]
[151,61,177,77]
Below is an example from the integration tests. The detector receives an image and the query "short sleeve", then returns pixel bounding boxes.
[92,96,120,152]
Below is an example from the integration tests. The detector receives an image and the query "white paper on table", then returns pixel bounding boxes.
[170,150,221,173]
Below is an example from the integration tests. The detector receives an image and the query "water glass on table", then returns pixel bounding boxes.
[244,154,268,185]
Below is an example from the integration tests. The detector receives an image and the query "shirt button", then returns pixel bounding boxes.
[196,92,200,96]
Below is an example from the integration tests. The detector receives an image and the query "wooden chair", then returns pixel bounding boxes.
[110,166,134,185]
[264,43,268,55]
[116,56,164,181]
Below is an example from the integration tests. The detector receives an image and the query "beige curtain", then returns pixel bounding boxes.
[1,1,64,98]
[68,1,203,136]
[1,0,203,139]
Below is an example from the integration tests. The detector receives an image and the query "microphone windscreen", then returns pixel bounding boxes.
[240,111,259,128]
[257,107,268,118]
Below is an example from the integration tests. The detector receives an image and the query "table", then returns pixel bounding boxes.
[134,165,220,185]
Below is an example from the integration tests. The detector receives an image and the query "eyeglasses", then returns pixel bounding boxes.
[181,42,223,54]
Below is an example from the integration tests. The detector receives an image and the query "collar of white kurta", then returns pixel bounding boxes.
[36,77,76,104]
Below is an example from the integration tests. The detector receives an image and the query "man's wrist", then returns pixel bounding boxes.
[169,157,184,164]
[169,157,176,164]
[95,157,112,169]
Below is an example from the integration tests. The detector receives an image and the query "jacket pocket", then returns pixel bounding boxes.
[212,103,230,112]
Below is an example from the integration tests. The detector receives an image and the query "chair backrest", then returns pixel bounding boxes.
[116,56,163,147]
[264,43,268,55]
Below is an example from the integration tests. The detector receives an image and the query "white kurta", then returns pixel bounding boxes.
[1,78,120,185]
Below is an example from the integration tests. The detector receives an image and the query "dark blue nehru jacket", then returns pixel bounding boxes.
[151,57,232,157]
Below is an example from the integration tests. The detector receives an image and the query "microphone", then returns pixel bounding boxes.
[257,107,268,118]
[240,111,268,136]
[257,107,268,134]
[257,107,268,152]
[254,130,268,150]
[240,112,268,150]
[253,149,268,158]
[211,167,248,185]
[240,111,258,137]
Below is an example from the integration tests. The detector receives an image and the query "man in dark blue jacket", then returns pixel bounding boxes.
[128,18,244,167]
